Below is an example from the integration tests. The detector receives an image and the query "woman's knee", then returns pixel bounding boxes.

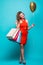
[20,44,24,49]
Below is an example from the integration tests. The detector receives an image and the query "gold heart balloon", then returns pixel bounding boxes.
[30,2,36,12]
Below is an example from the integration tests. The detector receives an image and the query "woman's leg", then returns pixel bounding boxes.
[20,44,26,64]
[20,44,24,60]
[19,49,22,63]
[19,44,22,63]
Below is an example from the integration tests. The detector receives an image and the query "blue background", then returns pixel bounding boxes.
[0,0,43,65]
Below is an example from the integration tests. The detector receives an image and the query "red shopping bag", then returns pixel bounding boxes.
[13,30,20,41]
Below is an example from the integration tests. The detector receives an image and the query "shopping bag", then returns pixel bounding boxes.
[16,31,21,43]
[12,30,21,43]
[13,30,20,41]
[6,28,19,40]
[6,28,21,43]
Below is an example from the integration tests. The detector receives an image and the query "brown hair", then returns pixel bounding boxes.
[16,11,25,22]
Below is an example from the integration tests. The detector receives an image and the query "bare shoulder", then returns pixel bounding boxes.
[26,19,28,23]
[20,20,23,24]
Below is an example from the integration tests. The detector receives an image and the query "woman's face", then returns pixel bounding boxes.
[19,13,25,19]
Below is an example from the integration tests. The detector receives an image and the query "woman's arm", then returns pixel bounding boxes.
[28,24,35,30]
[16,20,20,28]
[26,20,35,30]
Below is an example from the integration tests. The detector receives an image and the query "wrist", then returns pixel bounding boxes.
[31,25,33,28]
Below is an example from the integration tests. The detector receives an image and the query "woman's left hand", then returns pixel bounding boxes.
[32,24,35,27]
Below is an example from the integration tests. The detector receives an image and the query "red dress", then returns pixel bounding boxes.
[20,19,28,45]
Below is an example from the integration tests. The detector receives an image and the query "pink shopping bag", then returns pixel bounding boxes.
[13,30,21,43]
[13,30,20,41]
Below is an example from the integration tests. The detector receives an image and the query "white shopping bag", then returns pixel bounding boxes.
[6,28,19,39]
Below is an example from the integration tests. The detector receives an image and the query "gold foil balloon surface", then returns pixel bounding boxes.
[30,2,36,12]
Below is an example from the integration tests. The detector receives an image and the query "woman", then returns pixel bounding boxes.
[16,11,35,64]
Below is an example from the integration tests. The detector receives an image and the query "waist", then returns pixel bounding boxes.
[20,30,28,34]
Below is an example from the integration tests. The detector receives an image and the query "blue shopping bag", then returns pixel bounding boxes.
[16,31,21,43]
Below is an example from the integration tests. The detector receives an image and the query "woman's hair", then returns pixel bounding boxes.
[16,11,25,21]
